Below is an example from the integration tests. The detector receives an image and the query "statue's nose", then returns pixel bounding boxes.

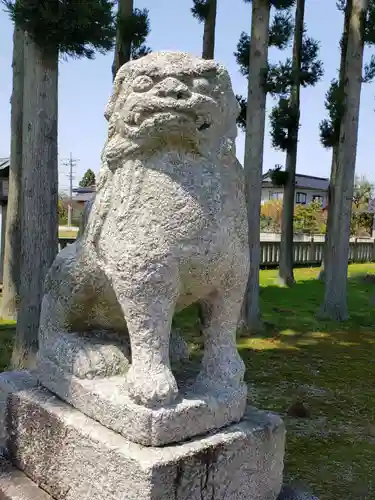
[154,77,192,99]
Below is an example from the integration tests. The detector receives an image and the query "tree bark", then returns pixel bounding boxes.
[202,0,217,59]
[241,0,270,332]
[1,26,24,321]
[0,205,7,283]
[319,151,337,281]
[278,0,305,287]
[319,0,351,282]
[112,0,134,80]
[13,33,59,369]
[319,0,368,320]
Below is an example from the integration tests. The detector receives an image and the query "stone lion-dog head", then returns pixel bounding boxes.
[103,51,240,168]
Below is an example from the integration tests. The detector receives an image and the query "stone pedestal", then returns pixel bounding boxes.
[37,355,247,447]
[0,371,285,500]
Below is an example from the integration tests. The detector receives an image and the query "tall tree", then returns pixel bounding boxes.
[191,0,218,59]
[3,0,116,369]
[268,10,323,286]
[318,1,351,282]
[235,0,295,331]
[277,0,305,286]
[79,169,96,188]
[319,0,375,281]
[0,26,24,321]
[319,0,369,320]
[112,1,151,80]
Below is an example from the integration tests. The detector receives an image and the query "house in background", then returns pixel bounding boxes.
[58,186,96,227]
[72,186,96,206]
[74,172,331,208]
[261,170,329,207]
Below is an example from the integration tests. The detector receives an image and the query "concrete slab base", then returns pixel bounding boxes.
[0,371,286,500]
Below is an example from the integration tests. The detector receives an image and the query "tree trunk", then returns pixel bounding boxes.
[1,26,24,321]
[112,0,134,80]
[319,152,337,281]
[13,33,59,369]
[241,0,270,332]
[278,0,305,287]
[319,0,351,282]
[202,0,217,59]
[0,205,7,284]
[319,0,367,320]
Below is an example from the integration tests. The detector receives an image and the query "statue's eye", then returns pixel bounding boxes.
[193,78,211,93]
[132,75,154,92]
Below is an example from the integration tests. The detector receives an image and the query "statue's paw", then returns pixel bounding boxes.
[126,364,178,408]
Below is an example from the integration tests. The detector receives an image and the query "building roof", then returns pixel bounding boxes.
[72,186,96,194]
[0,158,10,172]
[262,170,329,191]
[73,191,95,203]
[72,185,96,203]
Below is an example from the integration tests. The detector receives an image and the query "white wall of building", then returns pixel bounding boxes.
[261,187,328,206]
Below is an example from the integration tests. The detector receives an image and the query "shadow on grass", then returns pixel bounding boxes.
[173,266,375,500]
[174,269,375,368]
[262,276,374,332]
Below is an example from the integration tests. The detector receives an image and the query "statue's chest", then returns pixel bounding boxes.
[120,163,236,213]
[104,159,244,243]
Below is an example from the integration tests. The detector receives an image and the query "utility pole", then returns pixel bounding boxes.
[61,153,78,228]
[68,153,74,227]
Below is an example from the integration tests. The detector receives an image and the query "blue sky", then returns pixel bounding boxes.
[0,0,374,192]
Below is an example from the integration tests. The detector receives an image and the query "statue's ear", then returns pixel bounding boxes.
[105,67,128,121]
[104,90,117,122]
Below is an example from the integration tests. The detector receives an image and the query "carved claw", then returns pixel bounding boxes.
[126,364,179,408]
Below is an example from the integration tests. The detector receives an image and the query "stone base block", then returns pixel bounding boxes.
[0,458,52,500]
[0,371,285,500]
[37,355,247,446]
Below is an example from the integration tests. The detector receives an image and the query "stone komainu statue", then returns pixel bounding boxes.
[37,52,249,445]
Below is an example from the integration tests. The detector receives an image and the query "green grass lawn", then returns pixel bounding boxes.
[1,264,374,499]
[174,263,375,500]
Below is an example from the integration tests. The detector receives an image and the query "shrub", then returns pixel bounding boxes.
[261,199,327,234]
[261,200,283,232]
[293,201,326,234]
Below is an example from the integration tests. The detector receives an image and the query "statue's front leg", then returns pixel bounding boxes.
[196,279,246,393]
[112,264,180,408]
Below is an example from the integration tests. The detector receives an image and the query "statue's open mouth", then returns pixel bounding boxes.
[197,122,211,131]
[128,108,212,132]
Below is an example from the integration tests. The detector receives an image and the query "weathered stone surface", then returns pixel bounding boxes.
[0,371,285,500]
[37,50,249,444]
[169,329,190,363]
[38,356,247,446]
[277,485,319,500]
[0,458,52,500]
